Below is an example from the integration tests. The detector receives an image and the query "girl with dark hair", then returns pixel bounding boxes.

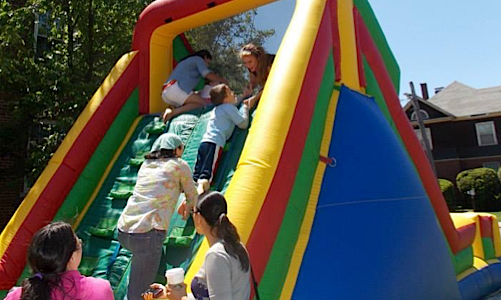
[4,222,113,300]
[161,49,228,122]
[239,43,275,109]
[117,133,198,300]
[143,191,251,300]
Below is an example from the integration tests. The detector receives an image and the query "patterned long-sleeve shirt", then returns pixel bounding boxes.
[117,158,198,233]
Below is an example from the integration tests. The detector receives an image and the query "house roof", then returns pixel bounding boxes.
[403,96,454,117]
[428,81,501,117]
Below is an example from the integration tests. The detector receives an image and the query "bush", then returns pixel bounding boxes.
[439,179,456,211]
[498,167,501,182]
[456,168,501,212]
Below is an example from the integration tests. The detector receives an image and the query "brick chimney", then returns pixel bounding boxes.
[420,83,429,100]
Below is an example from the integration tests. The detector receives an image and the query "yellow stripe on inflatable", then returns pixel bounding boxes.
[473,257,489,269]
[338,0,360,90]
[456,267,477,282]
[450,213,476,228]
[456,258,491,281]
[74,116,142,228]
[470,214,485,260]
[185,0,328,286]
[148,0,276,113]
[0,51,138,258]
[279,89,340,300]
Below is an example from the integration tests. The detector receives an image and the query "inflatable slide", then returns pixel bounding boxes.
[2,0,501,299]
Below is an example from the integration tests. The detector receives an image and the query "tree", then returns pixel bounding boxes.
[185,11,275,93]
[438,178,456,211]
[0,0,153,185]
[456,168,501,212]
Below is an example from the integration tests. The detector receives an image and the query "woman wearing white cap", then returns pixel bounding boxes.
[117,133,198,300]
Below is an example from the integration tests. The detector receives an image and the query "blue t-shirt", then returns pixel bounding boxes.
[166,56,211,93]
[202,104,246,147]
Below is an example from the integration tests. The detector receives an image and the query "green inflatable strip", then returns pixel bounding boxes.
[53,89,139,223]
[482,238,496,260]
[79,256,101,276]
[165,216,197,247]
[89,216,120,238]
[363,58,397,133]
[454,246,474,275]
[109,181,135,200]
[353,0,400,92]
[173,36,192,65]
[260,53,335,300]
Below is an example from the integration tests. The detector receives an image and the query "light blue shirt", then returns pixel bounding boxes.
[166,56,211,93]
[202,104,249,147]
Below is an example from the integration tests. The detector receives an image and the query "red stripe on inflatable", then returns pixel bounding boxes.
[457,223,476,251]
[0,55,139,289]
[479,216,493,238]
[179,33,194,53]
[353,8,366,88]
[246,10,332,282]
[356,12,461,253]
[132,0,232,113]
[327,0,341,81]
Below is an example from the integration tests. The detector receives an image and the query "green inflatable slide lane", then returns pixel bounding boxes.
[12,101,252,300]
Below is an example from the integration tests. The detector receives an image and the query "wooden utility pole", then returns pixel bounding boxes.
[409,81,437,177]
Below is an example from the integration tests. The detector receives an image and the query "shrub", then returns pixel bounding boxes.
[498,167,501,182]
[439,179,456,211]
[456,168,501,212]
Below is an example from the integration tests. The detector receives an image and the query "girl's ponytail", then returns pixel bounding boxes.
[216,213,250,272]
[19,222,78,300]
[197,192,250,272]
[21,274,52,300]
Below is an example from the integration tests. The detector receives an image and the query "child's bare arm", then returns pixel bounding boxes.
[236,104,250,129]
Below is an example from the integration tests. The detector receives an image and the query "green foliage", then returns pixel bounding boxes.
[1,0,153,184]
[438,178,456,211]
[498,167,501,182]
[456,168,501,212]
[185,11,275,93]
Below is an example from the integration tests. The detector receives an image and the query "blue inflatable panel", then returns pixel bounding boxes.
[488,262,501,289]
[291,86,460,299]
[459,263,501,300]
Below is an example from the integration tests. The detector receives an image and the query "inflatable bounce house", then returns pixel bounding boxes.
[2,0,501,299]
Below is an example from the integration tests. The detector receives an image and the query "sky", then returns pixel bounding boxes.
[255,0,501,101]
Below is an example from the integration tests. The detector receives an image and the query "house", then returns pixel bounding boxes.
[404,81,501,183]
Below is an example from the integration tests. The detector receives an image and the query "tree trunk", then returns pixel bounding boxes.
[86,0,94,81]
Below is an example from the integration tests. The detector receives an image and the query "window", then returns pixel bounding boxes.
[414,128,433,150]
[483,162,500,171]
[410,109,430,122]
[475,121,498,146]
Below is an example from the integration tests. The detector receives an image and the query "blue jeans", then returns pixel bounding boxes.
[118,229,167,300]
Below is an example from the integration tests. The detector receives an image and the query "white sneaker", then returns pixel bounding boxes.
[197,179,210,194]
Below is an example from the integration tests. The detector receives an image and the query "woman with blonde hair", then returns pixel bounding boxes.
[239,43,275,109]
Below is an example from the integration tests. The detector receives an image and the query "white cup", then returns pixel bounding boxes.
[165,268,185,286]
